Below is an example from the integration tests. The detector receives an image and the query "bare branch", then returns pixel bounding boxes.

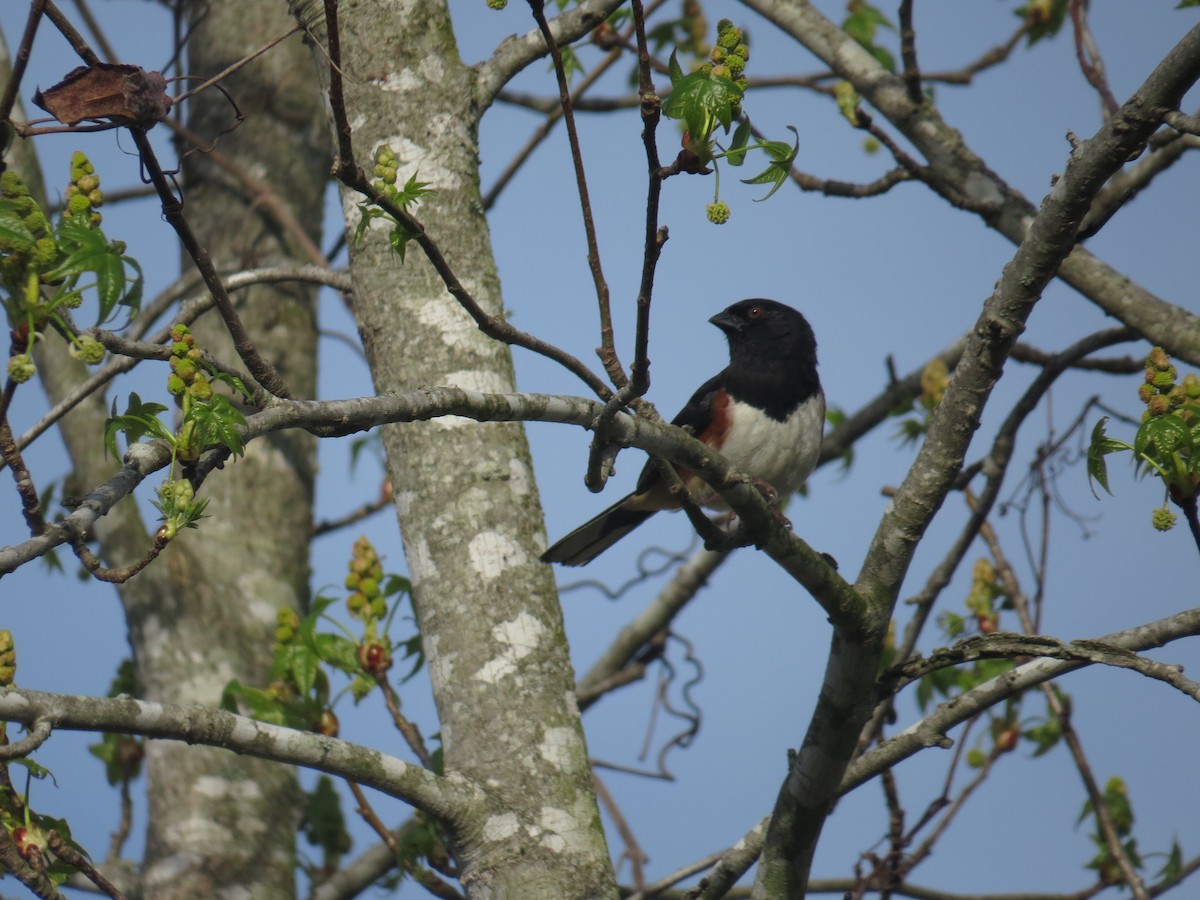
[0,687,480,822]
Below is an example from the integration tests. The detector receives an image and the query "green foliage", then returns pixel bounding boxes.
[663,51,743,147]
[0,157,142,371]
[738,126,800,202]
[223,537,422,737]
[103,325,249,544]
[1087,349,1200,531]
[355,146,433,263]
[841,1,896,72]
[893,357,951,446]
[1079,776,1144,884]
[88,659,144,786]
[1016,0,1069,46]
[302,775,352,876]
[104,392,172,460]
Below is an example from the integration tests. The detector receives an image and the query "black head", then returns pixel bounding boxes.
[709,299,817,367]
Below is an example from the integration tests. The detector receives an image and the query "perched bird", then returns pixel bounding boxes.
[541,298,824,566]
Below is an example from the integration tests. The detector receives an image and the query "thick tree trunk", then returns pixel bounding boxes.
[125,5,329,897]
[306,0,617,895]
[23,2,327,895]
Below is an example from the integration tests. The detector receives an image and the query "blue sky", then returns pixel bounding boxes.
[2,1,1198,896]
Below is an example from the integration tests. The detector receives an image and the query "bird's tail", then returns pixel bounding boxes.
[541,496,656,567]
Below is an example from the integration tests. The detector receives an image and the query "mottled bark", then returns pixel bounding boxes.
[13,1,327,895]
[119,4,328,897]
[305,0,616,895]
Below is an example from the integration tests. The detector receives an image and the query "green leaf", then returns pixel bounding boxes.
[1022,717,1062,757]
[1017,0,1069,46]
[667,50,685,85]
[740,125,800,202]
[383,574,412,598]
[303,776,352,858]
[104,392,172,459]
[312,632,361,674]
[1135,415,1191,459]
[662,69,744,144]
[274,641,322,697]
[221,679,289,726]
[1178,0,1200,7]
[189,393,247,458]
[8,757,53,780]
[726,119,752,167]
[1159,838,1183,881]
[1086,417,1130,497]
[0,212,34,246]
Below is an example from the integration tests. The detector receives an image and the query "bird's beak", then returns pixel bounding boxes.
[709,310,742,333]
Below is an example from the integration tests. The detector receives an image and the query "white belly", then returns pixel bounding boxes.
[714,395,824,500]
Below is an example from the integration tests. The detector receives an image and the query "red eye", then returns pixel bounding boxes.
[747,305,763,319]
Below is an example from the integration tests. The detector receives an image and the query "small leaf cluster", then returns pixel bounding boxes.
[1088,347,1200,531]
[643,0,710,64]
[223,537,420,735]
[87,660,144,788]
[1079,777,1140,884]
[662,22,747,165]
[0,635,92,887]
[354,145,433,262]
[1,156,142,384]
[842,0,896,72]
[1016,0,1069,46]
[0,629,13,686]
[302,775,353,880]
[104,324,248,544]
[894,357,950,446]
[661,20,800,221]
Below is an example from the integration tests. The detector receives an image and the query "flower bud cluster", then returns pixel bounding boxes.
[709,18,750,88]
[64,150,104,226]
[0,630,14,686]
[166,323,211,402]
[0,170,59,284]
[345,536,393,675]
[965,558,1002,634]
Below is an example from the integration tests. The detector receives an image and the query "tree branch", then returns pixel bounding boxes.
[0,688,480,823]
[740,0,1200,366]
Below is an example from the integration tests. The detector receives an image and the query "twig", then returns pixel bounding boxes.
[1070,0,1119,116]
[0,0,48,132]
[47,829,130,900]
[593,773,648,889]
[173,25,303,104]
[129,129,294,400]
[317,0,612,401]
[374,675,433,770]
[0,718,52,758]
[898,0,921,104]
[526,0,622,386]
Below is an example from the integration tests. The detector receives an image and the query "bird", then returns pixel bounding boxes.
[541,298,824,566]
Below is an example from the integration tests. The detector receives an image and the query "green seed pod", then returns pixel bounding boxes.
[0,170,27,196]
[7,354,36,383]
[1151,506,1177,532]
[167,373,187,395]
[30,237,60,270]
[67,193,92,215]
[69,334,105,365]
[706,201,731,225]
[189,378,213,402]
